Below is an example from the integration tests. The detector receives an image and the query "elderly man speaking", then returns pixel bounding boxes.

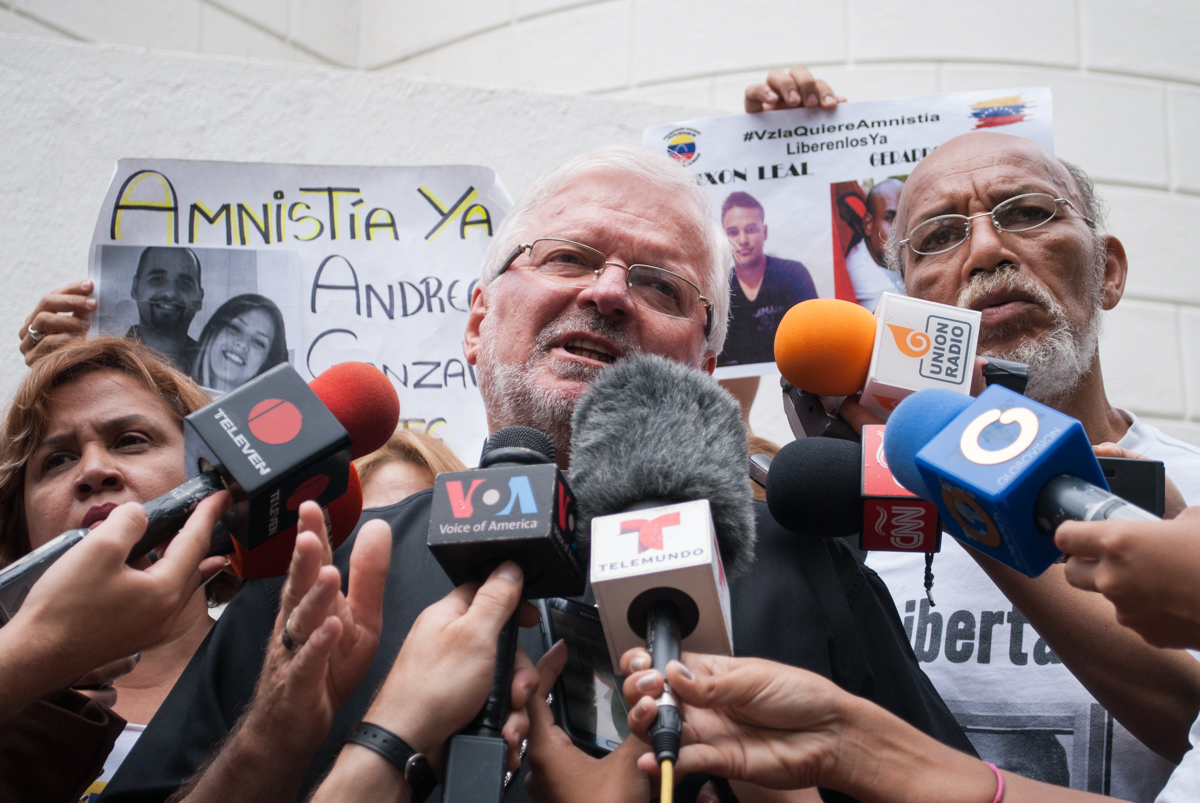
[98,146,970,803]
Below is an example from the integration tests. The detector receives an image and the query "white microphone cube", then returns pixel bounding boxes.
[589,499,733,670]
[861,293,981,419]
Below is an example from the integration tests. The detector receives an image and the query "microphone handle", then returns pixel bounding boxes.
[467,607,521,737]
[646,598,683,764]
[1034,473,1160,536]
[126,470,225,564]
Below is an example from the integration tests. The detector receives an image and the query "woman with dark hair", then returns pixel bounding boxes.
[190,294,287,392]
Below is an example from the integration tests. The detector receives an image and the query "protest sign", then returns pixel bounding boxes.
[89,160,511,464]
[644,88,1054,378]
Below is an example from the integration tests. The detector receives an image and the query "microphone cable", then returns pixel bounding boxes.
[660,758,674,803]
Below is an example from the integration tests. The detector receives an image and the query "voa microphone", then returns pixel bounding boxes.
[427,426,583,803]
[0,362,398,623]
[570,354,755,785]
[884,386,1159,577]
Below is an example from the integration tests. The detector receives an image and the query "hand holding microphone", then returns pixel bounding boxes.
[884,385,1159,577]
[309,564,542,803]
[0,493,231,722]
[1057,507,1200,650]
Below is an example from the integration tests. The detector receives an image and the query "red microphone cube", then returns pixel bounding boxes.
[860,425,941,553]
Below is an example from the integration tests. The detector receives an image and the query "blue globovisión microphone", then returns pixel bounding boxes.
[884,385,1159,577]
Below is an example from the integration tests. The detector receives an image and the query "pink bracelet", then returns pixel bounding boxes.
[984,761,1006,803]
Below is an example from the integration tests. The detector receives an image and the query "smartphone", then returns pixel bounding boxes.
[536,597,631,756]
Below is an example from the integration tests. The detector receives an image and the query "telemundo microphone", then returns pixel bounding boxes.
[0,362,398,624]
[427,427,584,803]
[774,294,1025,438]
[570,354,756,774]
[883,386,1160,577]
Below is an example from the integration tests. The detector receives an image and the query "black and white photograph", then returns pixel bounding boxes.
[92,245,302,393]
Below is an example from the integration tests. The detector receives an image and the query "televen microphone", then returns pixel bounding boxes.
[884,386,1159,577]
[571,354,756,766]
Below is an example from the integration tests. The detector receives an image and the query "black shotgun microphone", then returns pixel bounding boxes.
[571,354,755,770]
[428,427,583,803]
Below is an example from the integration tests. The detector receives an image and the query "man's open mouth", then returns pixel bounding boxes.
[221,349,247,367]
[562,337,616,364]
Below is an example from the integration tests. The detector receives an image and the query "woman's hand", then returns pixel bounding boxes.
[523,641,651,803]
[744,66,846,113]
[619,649,847,790]
[19,279,95,366]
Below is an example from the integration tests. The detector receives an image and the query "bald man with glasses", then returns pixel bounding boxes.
[867,130,1200,799]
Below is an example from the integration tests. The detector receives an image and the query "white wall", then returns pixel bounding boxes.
[2,0,1199,448]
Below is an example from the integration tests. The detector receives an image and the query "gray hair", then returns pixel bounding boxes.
[884,155,1107,283]
[478,145,733,354]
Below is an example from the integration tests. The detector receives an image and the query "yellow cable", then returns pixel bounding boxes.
[660,758,674,803]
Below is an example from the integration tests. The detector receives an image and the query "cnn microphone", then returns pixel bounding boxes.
[0,363,398,624]
[427,427,583,803]
[774,294,998,434]
[884,386,1160,577]
[765,431,941,553]
[571,354,756,771]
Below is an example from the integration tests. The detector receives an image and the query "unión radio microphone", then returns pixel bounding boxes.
[774,294,987,433]
[0,363,397,624]
[765,430,941,553]
[571,354,755,771]
[884,386,1159,577]
[428,427,583,803]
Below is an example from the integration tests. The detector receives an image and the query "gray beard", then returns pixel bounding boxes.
[957,251,1106,408]
[476,309,644,460]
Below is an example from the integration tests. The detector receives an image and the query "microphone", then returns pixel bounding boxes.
[571,354,755,769]
[774,294,984,430]
[764,430,941,553]
[427,427,584,803]
[884,386,1159,577]
[0,363,397,623]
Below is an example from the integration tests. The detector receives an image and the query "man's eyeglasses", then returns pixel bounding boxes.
[900,193,1096,257]
[498,238,714,337]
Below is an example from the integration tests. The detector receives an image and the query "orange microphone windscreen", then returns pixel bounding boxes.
[229,464,365,579]
[774,299,878,396]
[309,362,400,459]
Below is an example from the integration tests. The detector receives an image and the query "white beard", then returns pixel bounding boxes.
[957,247,1106,408]
[475,308,642,460]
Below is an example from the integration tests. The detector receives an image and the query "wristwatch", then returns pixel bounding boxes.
[345,721,437,802]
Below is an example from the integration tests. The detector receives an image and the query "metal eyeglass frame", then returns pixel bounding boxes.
[899,193,1096,257]
[498,238,714,338]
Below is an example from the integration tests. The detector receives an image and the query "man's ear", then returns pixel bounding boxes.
[462,284,488,366]
[699,350,717,376]
[1100,235,1128,311]
[762,223,768,243]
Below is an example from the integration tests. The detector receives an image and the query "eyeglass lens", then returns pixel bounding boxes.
[525,239,698,318]
[908,194,1062,255]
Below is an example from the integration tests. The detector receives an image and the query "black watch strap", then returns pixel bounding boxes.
[345,721,437,802]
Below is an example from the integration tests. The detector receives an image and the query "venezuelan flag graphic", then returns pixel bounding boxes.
[667,133,697,164]
[969,95,1031,129]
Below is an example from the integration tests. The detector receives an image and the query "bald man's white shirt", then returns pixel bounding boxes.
[845,239,903,311]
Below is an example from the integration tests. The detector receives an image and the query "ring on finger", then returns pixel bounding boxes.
[28,327,43,344]
[281,616,303,652]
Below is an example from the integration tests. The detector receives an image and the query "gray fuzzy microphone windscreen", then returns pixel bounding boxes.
[568,353,756,578]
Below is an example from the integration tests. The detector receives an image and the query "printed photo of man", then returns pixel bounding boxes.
[719,191,817,366]
[844,177,905,311]
[126,246,204,373]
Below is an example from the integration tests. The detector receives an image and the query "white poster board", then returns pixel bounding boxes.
[644,89,1054,378]
[88,160,512,464]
